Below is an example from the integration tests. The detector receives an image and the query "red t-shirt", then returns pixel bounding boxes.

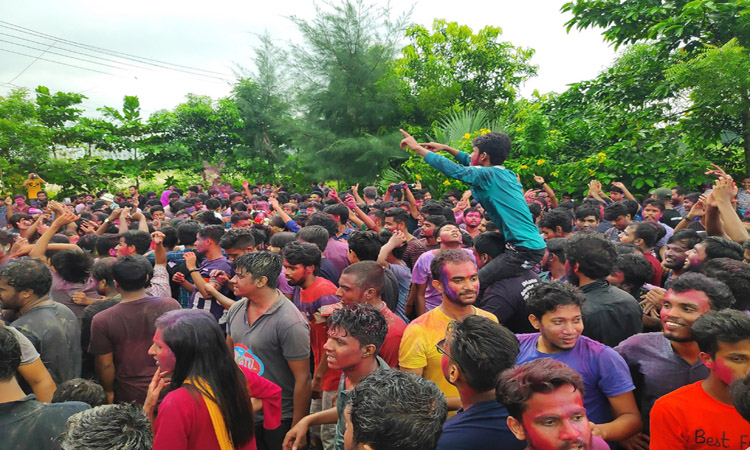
[153,366,282,450]
[650,381,750,449]
[295,277,342,392]
[643,252,663,287]
[379,306,407,368]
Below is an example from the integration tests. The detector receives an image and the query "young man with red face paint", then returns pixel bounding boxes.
[516,282,642,445]
[497,358,610,450]
[283,303,389,450]
[399,250,497,413]
[461,207,483,239]
[336,261,406,368]
[615,272,736,449]
[650,310,750,449]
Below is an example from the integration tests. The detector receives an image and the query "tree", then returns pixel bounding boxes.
[562,0,750,52]
[668,39,750,175]
[287,0,409,181]
[396,19,537,124]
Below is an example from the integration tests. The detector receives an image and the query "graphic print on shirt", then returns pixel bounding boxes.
[234,344,264,375]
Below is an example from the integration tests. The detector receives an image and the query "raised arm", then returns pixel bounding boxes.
[711,176,749,243]
[344,195,379,231]
[29,212,79,259]
[534,175,559,209]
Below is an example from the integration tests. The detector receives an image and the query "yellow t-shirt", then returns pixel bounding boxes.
[398,306,498,400]
[26,179,42,199]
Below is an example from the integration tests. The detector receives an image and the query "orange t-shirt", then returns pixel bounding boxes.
[650,381,750,449]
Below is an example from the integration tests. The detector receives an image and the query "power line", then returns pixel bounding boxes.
[7,41,55,84]
[0,38,139,72]
[0,47,119,76]
[0,21,234,81]
[0,31,157,72]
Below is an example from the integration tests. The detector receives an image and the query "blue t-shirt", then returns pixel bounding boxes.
[424,151,545,250]
[516,333,635,425]
[437,400,524,450]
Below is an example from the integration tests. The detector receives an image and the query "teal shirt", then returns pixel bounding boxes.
[424,151,545,250]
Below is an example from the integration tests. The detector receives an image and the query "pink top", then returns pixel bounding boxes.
[153,366,282,450]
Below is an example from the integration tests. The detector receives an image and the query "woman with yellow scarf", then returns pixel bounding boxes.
[144,309,282,450]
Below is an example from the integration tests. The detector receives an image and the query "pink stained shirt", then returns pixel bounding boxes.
[153,366,282,450]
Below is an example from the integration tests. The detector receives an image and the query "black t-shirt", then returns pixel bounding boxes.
[476,270,541,334]
[660,209,683,228]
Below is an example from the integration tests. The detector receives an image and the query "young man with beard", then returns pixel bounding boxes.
[615,272,735,449]
[640,198,674,249]
[0,258,81,387]
[436,316,524,450]
[650,310,750,449]
[565,232,643,347]
[685,236,744,272]
[540,238,568,282]
[461,207,483,238]
[283,241,341,450]
[516,282,642,444]
[399,250,497,411]
[283,303,390,450]
[409,222,474,316]
[226,251,311,450]
[662,229,703,283]
[419,214,446,252]
[336,261,406,368]
[497,358,611,450]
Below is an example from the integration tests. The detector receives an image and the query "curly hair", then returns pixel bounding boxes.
[526,281,586,319]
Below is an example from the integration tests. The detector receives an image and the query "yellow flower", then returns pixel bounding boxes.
[536,159,546,166]
[415,174,422,180]
[519,164,529,169]
[551,171,559,177]
[588,169,595,176]
[586,158,592,163]
[463,133,471,140]
[443,180,451,186]
[550,130,556,134]
[515,127,522,132]
[597,152,606,157]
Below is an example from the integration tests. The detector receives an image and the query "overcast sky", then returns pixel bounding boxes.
[0,0,618,118]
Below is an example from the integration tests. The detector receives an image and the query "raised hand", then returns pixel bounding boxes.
[151,231,165,246]
[705,163,728,179]
[711,176,734,204]
[399,129,420,152]
[183,251,197,271]
[533,174,545,185]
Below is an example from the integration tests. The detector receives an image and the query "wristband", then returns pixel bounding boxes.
[189,268,200,274]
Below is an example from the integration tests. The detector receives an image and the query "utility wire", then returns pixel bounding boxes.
[0,47,119,76]
[7,41,55,84]
[0,21,234,81]
[0,31,157,72]
[0,38,138,72]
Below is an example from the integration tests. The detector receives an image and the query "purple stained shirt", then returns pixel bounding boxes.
[189,256,233,324]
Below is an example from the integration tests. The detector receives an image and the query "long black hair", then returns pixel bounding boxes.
[156,310,254,446]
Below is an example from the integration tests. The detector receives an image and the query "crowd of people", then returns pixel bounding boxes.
[1,131,750,450]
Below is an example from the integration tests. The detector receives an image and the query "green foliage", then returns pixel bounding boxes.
[562,0,750,51]
[396,19,537,123]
